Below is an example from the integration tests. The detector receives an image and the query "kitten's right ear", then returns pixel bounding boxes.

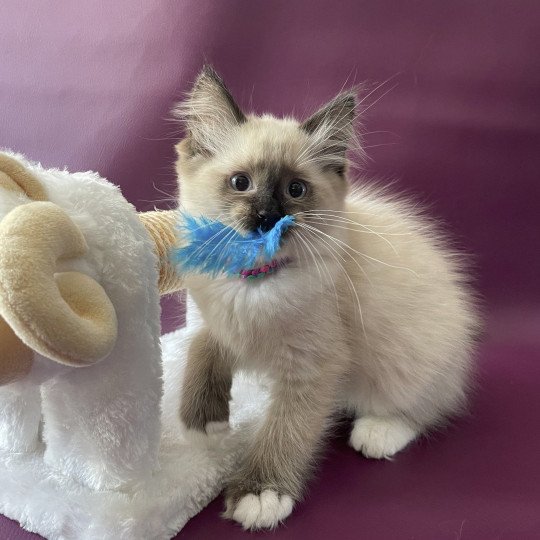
[298,91,357,176]
[173,65,246,157]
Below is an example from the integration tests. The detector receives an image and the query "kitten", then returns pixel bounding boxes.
[174,66,479,530]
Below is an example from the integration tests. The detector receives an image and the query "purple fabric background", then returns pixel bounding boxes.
[1,1,539,538]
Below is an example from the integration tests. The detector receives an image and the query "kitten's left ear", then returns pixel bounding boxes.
[173,65,246,156]
[300,92,357,173]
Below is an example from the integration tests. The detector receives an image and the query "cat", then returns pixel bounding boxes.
[173,66,479,530]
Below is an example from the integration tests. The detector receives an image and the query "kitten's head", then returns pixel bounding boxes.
[173,66,357,257]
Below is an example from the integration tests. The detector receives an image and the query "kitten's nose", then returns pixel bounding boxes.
[256,211,281,233]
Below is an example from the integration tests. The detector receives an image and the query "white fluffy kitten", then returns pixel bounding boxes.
[174,66,479,530]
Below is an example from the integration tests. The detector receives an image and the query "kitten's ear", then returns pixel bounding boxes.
[300,92,357,173]
[173,65,246,157]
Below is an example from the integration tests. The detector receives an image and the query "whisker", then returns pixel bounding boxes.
[356,72,401,107]
[296,225,367,338]
[359,83,399,115]
[289,235,314,296]
[292,228,343,318]
[361,143,399,150]
[298,222,418,276]
[297,210,418,231]
[302,215,412,236]
[302,215,399,255]
[291,229,327,289]
[296,222,373,287]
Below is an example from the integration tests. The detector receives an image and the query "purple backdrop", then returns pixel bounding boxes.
[1,1,539,538]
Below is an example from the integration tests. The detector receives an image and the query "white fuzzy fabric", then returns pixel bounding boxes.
[0,325,269,539]
[0,152,269,538]
[0,151,163,489]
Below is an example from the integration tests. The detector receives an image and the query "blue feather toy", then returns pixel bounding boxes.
[172,213,295,277]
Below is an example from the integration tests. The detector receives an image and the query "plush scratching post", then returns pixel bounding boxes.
[0,152,264,539]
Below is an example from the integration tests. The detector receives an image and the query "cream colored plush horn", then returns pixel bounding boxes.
[0,153,47,201]
[0,201,118,366]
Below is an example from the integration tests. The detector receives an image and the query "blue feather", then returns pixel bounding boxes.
[171,213,295,277]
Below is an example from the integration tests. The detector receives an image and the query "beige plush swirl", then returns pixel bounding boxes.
[0,202,118,366]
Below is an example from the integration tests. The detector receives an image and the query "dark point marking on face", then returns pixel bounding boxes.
[218,160,322,232]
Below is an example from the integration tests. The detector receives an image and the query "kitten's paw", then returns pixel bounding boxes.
[183,421,230,447]
[224,490,294,530]
[349,416,418,459]
[205,420,230,434]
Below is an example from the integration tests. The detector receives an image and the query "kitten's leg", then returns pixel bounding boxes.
[224,365,339,530]
[349,415,419,459]
[180,327,232,433]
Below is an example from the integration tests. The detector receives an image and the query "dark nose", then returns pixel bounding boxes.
[256,211,281,233]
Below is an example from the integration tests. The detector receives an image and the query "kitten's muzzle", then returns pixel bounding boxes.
[255,210,282,233]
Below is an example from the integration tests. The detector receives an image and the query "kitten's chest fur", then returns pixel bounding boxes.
[186,269,344,373]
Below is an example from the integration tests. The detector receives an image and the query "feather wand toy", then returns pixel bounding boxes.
[172,213,295,277]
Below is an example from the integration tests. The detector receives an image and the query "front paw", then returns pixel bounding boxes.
[183,421,231,448]
[224,483,295,530]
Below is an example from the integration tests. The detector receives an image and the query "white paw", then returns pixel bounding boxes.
[230,490,294,530]
[183,421,230,447]
[205,421,230,434]
[349,416,418,459]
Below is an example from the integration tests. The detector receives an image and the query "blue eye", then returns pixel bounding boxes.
[230,173,251,191]
[288,180,307,198]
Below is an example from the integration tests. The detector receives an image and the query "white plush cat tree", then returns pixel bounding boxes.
[0,152,268,539]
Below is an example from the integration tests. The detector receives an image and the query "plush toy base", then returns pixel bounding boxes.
[0,326,269,540]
